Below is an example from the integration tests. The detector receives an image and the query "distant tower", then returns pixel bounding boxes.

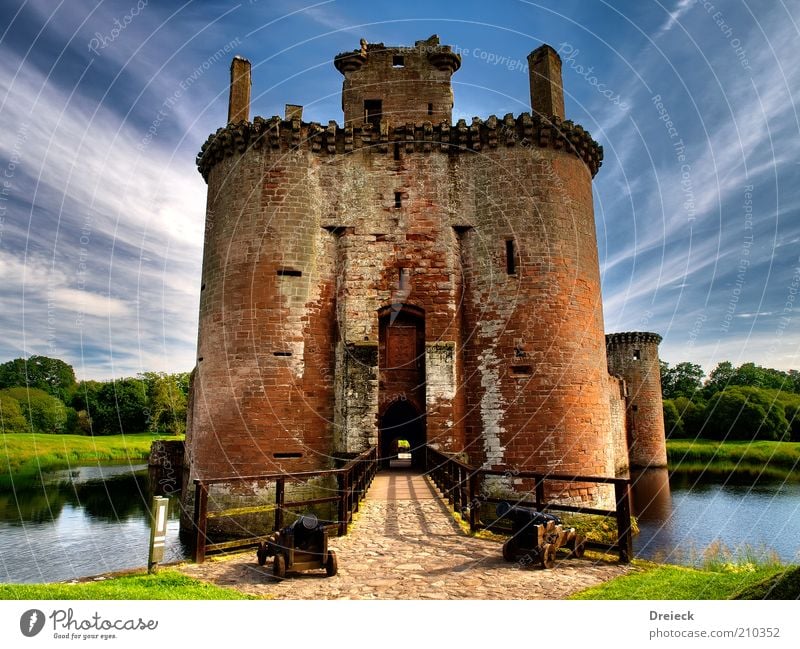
[606,332,666,468]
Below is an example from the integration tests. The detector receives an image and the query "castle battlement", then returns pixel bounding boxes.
[196,112,602,180]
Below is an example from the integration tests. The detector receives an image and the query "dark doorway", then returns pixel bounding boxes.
[378,305,426,470]
[379,400,425,469]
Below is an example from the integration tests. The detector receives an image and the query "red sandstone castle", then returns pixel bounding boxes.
[184,36,665,508]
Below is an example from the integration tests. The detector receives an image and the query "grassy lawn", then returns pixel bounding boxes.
[0,432,180,487]
[667,439,800,478]
[571,562,789,600]
[0,570,254,600]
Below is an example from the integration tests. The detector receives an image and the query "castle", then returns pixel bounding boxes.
[183,36,665,513]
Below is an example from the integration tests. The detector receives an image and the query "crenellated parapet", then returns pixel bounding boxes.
[605,332,663,347]
[196,113,603,181]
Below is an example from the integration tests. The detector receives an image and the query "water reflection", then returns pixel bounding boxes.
[0,464,187,583]
[631,469,800,565]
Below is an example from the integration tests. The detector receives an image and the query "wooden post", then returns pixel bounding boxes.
[535,477,545,510]
[468,473,478,532]
[615,481,633,564]
[193,482,208,564]
[275,478,285,531]
[337,472,346,536]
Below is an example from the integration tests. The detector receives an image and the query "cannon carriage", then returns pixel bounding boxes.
[256,514,338,578]
[497,502,586,569]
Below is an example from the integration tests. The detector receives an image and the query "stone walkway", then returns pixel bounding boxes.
[179,471,632,599]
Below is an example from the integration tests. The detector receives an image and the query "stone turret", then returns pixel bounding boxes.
[606,332,667,468]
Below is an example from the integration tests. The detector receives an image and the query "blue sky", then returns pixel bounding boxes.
[0,0,798,380]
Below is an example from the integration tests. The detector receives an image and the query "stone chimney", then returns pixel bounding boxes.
[285,104,303,121]
[527,45,565,120]
[228,56,251,123]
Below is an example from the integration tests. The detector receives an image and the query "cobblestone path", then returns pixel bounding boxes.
[180,471,632,599]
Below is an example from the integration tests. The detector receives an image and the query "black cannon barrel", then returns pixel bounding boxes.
[496,502,562,528]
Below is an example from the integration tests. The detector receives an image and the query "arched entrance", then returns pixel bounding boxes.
[378,304,426,469]
[379,400,425,469]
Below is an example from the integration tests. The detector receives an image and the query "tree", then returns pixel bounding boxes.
[703,387,790,442]
[140,372,187,435]
[90,379,149,435]
[662,399,683,438]
[0,392,28,433]
[0,356,76,402]
[661,362,704,399]
[704,361,735,397]
[0,387,75,434]
[673,396,705,437]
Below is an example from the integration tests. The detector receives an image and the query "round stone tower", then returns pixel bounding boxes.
[605,332,666,468]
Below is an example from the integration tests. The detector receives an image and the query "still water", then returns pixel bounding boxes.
[632,469,800,565]
[0,464,187,583]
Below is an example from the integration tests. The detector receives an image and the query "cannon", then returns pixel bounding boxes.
[256,514,338,578]
[496,502,586,569]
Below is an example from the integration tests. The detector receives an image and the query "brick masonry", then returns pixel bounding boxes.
[183,36,665,524]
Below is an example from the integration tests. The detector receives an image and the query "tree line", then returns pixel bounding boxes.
[660,361,800,442]
[0,356,189,436]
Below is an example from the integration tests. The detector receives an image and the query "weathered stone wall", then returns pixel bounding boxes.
[335,36,460,127]
[459,145,615,504]
[606,332,667,468]
[607,374,629,476]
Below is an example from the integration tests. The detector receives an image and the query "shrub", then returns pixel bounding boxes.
[703,387,790,442]
[0,387,74,434]
[0,393,28,433]
[663,399,683,437]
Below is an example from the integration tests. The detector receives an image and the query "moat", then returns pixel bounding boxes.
[0,464,797,583]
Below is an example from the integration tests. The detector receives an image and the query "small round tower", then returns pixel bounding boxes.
[605,332,666,468]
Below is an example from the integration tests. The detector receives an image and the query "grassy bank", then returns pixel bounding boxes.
[667,439,800,478]
[0,570,253,600]
[0,432,179,488]
[570,562,789,600]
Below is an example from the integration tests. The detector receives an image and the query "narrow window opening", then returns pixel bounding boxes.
[427,102,433,116]
[273,452,303,459]
[200,283,206,291]
[505,239,516,274]
[364,99,382,129]
[632,405,639,412]
[394,192,402,208]
[511,365,532,376]
[277,268,302,277]
[398,268,410,290]
[633,349,641,360]
[393,142,401,160]
[392,55,404,68]
[273,351,292,357]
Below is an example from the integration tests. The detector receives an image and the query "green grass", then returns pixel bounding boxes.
[731,566,800,599]
[570,563,787,600]
[0,570,254,600]
[0,432,180,488]
[667,439,800,478]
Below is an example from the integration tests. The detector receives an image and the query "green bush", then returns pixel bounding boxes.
[673,396,705,436]
[703,387,790,442]
[0,393,28,433]
[0,387,75,434]
[663,399,683,437]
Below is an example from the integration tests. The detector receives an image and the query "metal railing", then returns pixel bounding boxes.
[424,445,634,563]
[192,446,378,563]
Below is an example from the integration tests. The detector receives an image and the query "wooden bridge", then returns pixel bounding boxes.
[191,445,634,567]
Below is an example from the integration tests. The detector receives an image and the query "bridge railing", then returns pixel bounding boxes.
[424,445,633,563]
[192,445,378,563]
